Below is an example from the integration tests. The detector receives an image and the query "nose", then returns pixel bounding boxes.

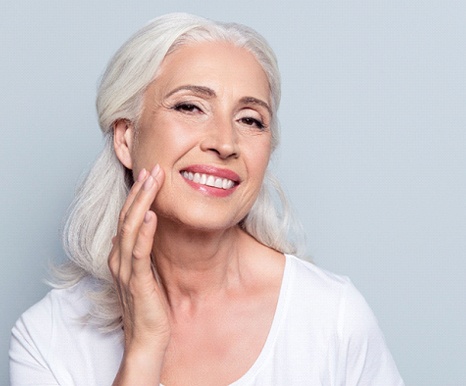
[200,116,240,159]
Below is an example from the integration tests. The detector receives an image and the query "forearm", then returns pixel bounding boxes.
[113,347,166,386]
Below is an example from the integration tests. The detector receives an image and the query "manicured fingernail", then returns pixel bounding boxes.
[137,168,147,182]
[143,175,154,191]
[151,164,160,177]
[144,211,152,223]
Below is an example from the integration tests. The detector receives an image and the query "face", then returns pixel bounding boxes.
[115,41,273,231]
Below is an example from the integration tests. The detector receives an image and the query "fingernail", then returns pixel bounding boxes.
[143,175,154,191]
[151,164,160,177]
[137,168,147,182]
[144,211,152,223]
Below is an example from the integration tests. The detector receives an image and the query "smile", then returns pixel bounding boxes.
[181,171,236,190]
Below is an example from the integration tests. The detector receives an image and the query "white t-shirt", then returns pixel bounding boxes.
[10,255,404,385]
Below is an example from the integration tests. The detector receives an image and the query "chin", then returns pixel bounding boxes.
[156,204,245,234]
[153,188,255,233]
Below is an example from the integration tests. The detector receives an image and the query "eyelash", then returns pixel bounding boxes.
[239,117,265,130]
[172,102,202,113]
[172,103,267,130]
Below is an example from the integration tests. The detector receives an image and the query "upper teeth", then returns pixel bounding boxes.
[181,171,235,189]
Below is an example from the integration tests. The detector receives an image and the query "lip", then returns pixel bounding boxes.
[181,165,241,182]
[180,164,241,197]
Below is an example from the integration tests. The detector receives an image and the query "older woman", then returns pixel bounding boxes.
[10,13,404,385]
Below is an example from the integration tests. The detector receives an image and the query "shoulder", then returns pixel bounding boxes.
[279,255,404,385]
[285,254,348,287]
[283,254,352,311]
[10,277,122,385]
[15,277,95,328]
[283,254,379,330]
[10,277,95,357]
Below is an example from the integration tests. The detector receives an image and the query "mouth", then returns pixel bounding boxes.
[181,171,237,190]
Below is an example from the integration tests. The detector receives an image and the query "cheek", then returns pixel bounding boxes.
[131,127,202,191]
[248,141,272,173]
[131,139,162,173]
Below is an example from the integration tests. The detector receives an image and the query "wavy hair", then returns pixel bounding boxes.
[56,13,306,330]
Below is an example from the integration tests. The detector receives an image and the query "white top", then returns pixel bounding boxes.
[10,255,404,385]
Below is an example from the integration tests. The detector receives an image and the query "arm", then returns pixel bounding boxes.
[338,280,405,386]
[10,310,59,386]
[109,165,170,386]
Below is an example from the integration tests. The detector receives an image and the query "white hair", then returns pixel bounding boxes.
[56,13,306,331]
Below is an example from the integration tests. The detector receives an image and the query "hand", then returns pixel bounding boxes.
[108,165,170,384]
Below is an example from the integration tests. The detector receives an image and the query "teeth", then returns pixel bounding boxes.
[181,171,236,190]
[206,175,215,186]
[223,179,233,189]
[214,178,223,188]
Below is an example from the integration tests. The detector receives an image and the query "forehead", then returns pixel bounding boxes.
[151,41,270,102]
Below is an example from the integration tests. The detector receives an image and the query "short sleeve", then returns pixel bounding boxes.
[9,294,59,385]
[337,280,405,386]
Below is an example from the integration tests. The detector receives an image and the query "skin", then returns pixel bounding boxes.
[110,41,285,386]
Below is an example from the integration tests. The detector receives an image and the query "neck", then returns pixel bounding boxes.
[151,219,246,309]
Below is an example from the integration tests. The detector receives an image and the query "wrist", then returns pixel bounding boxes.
[113,347,166,386]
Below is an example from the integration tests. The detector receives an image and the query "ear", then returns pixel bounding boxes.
[113,119,135,169]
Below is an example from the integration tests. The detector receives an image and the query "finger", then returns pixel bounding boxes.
[119,164,161,236]
[131,210,158,282]
[107,242,128,320]
[117,168,149,235]
[108,238,121,279]
[119,165,161,250]
[118,165,163,282]
[110,166,162,285]
[111,168,148,282]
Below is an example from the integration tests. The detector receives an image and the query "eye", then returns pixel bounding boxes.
[239,117,265,130]
[173,103,202,113]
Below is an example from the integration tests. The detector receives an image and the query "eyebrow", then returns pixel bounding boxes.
[239,96,272,116]
[165,85,216,99]
[165,85,272,115]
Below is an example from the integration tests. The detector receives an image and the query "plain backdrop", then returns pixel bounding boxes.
[1,1,465,385]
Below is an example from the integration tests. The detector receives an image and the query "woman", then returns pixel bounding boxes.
[10,13,404,385]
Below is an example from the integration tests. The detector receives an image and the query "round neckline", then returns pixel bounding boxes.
[160,254,294,386]
[227,253,293,385]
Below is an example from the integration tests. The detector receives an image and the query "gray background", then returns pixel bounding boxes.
[1,1,465,385]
